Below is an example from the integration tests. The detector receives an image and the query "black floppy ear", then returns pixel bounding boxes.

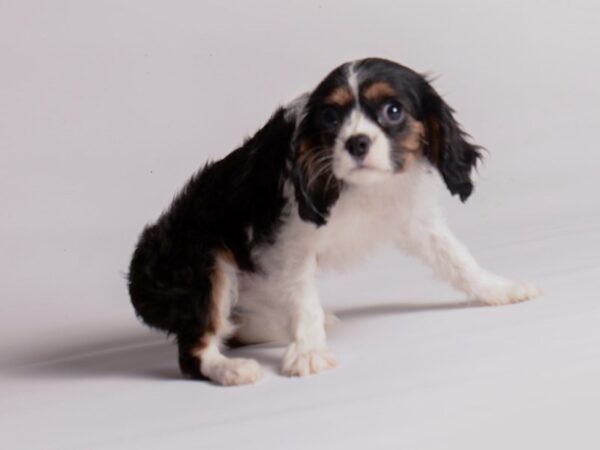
[421,81,482,201]
[291,124,341,226]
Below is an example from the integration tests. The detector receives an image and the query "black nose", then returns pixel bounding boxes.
[345,134,371,160]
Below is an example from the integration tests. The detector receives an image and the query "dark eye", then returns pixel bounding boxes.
[320,106,339,127]
[380,101,404,125]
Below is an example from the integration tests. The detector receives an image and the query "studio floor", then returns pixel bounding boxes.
[3,207,599,449]
[2,1,599,449]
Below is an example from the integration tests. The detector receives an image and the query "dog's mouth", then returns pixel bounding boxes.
[350,164,390,174]
[341,164,394,186]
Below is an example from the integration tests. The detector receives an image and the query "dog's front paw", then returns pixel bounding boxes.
[282,345,338,377]
[475,278,541,306]
[203,358,264,386]
[324,311,341,329]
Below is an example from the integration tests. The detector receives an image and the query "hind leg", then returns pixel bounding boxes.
[177,252,263,386]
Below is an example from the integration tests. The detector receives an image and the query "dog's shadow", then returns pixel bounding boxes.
[10,300,483,381]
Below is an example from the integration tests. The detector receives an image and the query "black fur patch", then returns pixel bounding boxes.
[128,108,295,374]
[290,65,350,225]
[420,81,482,201]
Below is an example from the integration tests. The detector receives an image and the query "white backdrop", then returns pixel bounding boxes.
[1,1,599,449]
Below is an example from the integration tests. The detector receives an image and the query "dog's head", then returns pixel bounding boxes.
[291,57,481,226]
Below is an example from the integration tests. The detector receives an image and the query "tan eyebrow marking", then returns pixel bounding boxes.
[363,81,396,101]
[325,86,354,106]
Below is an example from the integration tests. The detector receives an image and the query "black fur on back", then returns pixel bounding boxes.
[127,108,295,377]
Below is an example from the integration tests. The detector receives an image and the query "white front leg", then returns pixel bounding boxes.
[280,260,338,377]
[398,211,541,305]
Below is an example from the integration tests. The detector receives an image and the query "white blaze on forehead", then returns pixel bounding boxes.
[340,61,391,172]
[346,62,360,100]
[339,109,379,141]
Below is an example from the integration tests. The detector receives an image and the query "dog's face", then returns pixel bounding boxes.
[306,60,427,186]
[292,58,481,226]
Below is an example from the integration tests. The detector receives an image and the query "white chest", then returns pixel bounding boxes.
[315,179,404,270]
[315,161,441,270]
[242,161,438,290]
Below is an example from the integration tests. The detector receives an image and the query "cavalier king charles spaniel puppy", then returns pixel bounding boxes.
[128,58,540,385]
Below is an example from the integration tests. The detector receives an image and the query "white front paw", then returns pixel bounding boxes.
[203,358,264,386]
[282,345,338,377]
[475,278,541,306]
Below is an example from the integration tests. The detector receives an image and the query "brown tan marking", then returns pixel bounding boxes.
[191,248,238,361]
[401,118,425,153]
[218,247,236,266]
[295,137,339,205]
[191,336,208,355]
[363,81,396,102]
[424,117,442,165]
[326,86,353,106]
[396,117,426,170]
[297,138,321,186]
[207,248,236,335]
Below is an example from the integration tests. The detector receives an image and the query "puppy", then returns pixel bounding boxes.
[128,58,540,385]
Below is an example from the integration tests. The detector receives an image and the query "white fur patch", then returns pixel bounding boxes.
[468,277,542,306]
[196,339,263,386]
[333,108,393,185]
[202,357,264,386]
[347,62,359,99]
[282,344,338,377]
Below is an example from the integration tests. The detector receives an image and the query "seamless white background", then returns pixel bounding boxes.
[1,1,599,449]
